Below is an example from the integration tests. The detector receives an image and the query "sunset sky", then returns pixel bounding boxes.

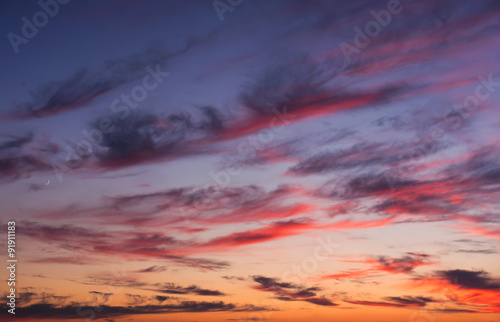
[1,0,500,321]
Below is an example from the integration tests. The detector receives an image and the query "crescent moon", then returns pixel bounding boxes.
[46,179,50,185]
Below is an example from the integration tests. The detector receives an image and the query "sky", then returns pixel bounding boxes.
[0,0,500,321]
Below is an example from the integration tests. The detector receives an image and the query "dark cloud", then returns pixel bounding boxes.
[155,296,169,303]
[90,111,200,167]
[57,104,228,172]
[288,143,402,175]
[239,54,337,117]
[303,297,338,306]
[251,275,337,307]
[136,265,167,273]
[159,255,230,271]
[232,54,409,140]
[455,249,497,254]
[1,301,272,319]
[318,172,417,199]
[0,133,59,181]
[375,253,431,274]
[410,268,500,313]
[437,269,500,291]
[4,42,198,119]
[345,298,427,308]
[371,116,406,130]
[156,283,226,296]
[75,275,228,302]
[252,276,299,290]
[18,292,37,305]
[383,296,437,306]
[431,308,482,313]
[9,291,72,307]
[198,106,225,132]
[222,276,246,282]
[0,132,34,151]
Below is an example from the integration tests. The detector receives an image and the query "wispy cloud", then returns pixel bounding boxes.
[251,275,338,307]
[320,253,435,280]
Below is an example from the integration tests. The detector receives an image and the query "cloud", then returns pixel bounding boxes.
[125,294,148,306]
[431,308,482,313]
[29,256,103,265]
[0,133,59,181]
[455,249,497,254]
[202,218,314,249]
[6,291,72,307]
[288,143,404,175]
[87,107,229,170]
[345,300,425,307]
[2,42,198,120]
[252,276,299,290]
[411,269,500,313]
[251,275,338,307]
[20,221,230,271]
[78,274,148,289]
[0,132,34,151]
[135,265,167,273]
[3,301,273,319]
[302,297,338,306]
[345,298,427,308]
[376,253,435,274]
[222,276,246,282]
[227,54,409,140]
[155,295,170,303]
[155,283,226,296]
[457,225,500,241]
[309,143,500,238]
[436,269,500,291]
[21,221,109,244]
[318,172,417,199]
[73,274,229,301]
[92,184,311,227]
[159,256,230,271]
[320,253,435,280]
[384,296,436,305]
